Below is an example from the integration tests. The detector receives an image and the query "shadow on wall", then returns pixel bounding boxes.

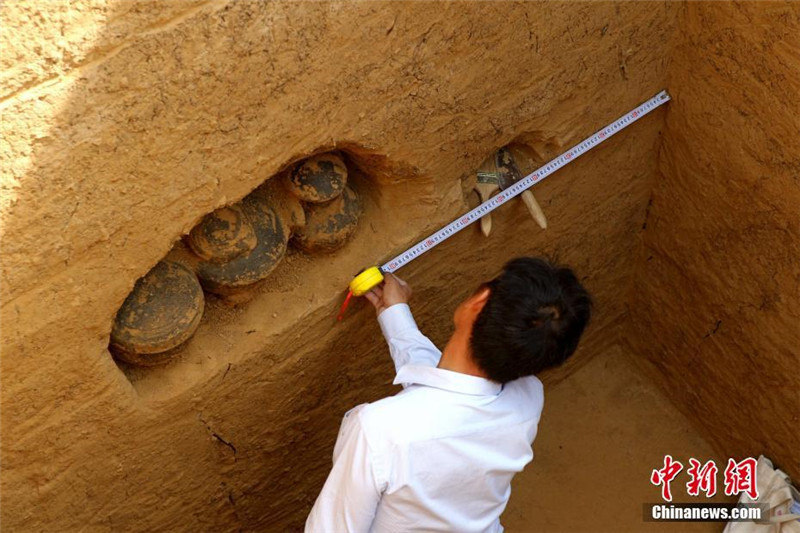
[2,0,432,398]
[1,2,437,530]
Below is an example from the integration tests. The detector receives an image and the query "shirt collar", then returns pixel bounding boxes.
[394,364,502,396]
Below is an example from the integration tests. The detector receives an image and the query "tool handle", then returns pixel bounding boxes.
[520,190,548,229]
[474,182,498,237]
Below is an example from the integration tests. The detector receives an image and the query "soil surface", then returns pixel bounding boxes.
[627,1,800,481]
[1,1,797,531]
[504,346,734,532]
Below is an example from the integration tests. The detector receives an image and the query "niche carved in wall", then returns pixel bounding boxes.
[109,152,361,368]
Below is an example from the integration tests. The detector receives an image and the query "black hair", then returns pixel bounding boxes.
[470,257,592,384]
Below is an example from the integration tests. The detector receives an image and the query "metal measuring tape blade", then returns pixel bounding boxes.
[346,90,671,301]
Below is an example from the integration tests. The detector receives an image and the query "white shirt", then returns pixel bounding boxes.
[306,304,544,533]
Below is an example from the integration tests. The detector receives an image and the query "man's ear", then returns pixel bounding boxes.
[469,287,491,314]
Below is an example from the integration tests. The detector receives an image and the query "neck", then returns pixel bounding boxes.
[438,326,489,379]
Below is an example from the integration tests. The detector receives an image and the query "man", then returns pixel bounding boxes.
[306,257,592,532]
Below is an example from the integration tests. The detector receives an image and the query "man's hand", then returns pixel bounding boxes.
[364,273,412,315]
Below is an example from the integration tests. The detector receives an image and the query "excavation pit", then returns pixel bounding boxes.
[1,2,798,532]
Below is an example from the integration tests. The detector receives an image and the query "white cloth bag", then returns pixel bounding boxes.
[723,456,800,533]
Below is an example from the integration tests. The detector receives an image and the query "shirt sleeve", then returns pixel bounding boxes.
[305,410,385,533]
[376,303,441,373]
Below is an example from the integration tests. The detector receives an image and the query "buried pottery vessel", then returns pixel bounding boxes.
[187,204,258,263]
[190,195,289,295]
[110,260,205,366]
[285,152,348,203]
[294,186,360,252]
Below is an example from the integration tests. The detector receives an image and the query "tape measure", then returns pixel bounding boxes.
[340,90,671,317]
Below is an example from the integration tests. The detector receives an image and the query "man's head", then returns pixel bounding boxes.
[454,257,592,384]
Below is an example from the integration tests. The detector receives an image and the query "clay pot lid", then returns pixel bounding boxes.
[294,186,360,253]
[195,196,289,293]
[110,260,204,359]
[285,153,348,203]
[188,204,258,263]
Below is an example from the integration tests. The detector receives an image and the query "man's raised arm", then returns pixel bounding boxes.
[365,274,441,373]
